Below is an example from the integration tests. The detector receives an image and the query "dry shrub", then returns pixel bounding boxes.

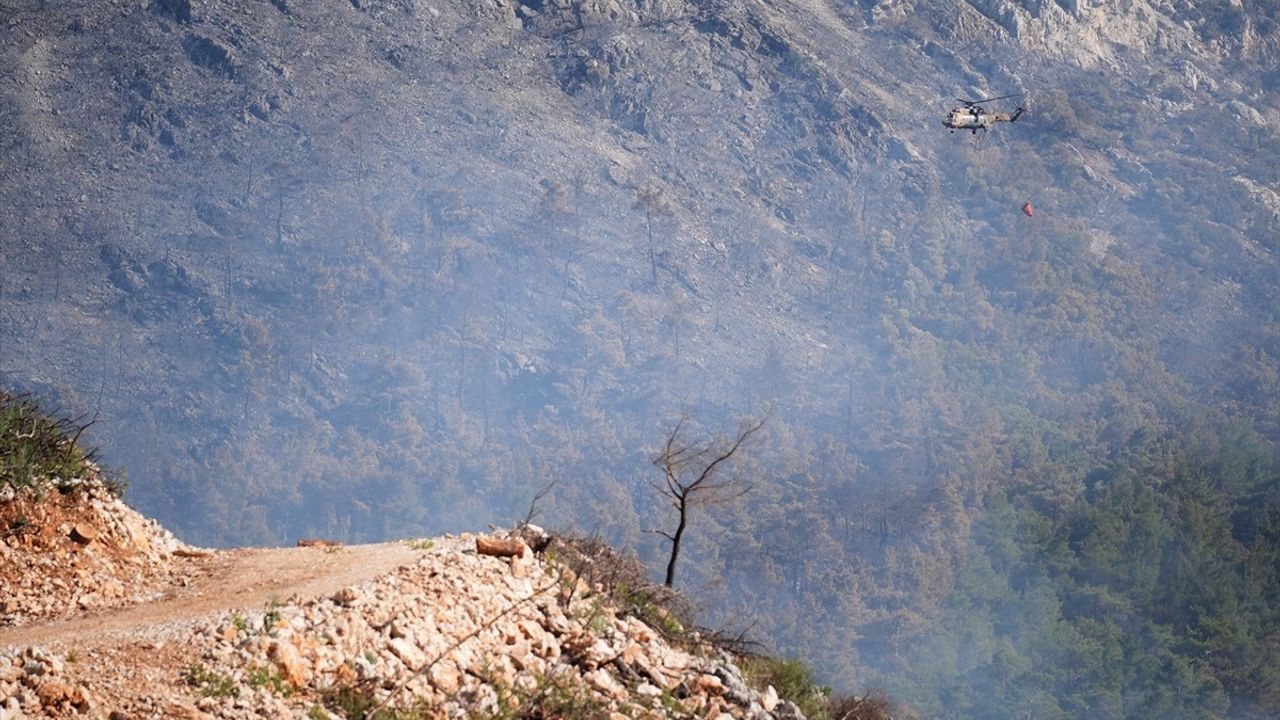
[529,531,694,642]
[825,689,896,720]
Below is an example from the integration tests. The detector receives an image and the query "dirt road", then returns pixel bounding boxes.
[0,541,423,650]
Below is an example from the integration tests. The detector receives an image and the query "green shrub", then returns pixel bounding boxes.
[319,684,434,720]
[186,661,240,698]
[739,656,896,720]
[476,672,608,720]
[0,392,122,495]
[740,656,829,720]
[614,582,684,637]
[247,664,292,695]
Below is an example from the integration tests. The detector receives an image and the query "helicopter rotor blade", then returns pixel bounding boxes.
[968,92,1022,105]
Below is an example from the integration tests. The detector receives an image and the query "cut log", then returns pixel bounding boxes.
[475,536,528,558]
[297,538,344,548]
[172,547,213,558]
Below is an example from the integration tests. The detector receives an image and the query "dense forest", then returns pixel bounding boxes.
[2,0,1278,717]
[886,426,1280,718]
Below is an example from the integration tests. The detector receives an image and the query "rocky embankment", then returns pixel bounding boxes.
[0,479,196,626]
[0,486,804,720]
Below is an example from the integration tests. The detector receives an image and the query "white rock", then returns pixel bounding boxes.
[354,655,380,681]
[636,682,662,697]
[585,668,628,700]
[387,637,426,670]
[761,684,779,712]
[429,661,461,694]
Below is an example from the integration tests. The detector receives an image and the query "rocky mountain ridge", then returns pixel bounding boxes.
[1,483,860,720]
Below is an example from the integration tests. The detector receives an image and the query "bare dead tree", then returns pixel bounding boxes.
[520,477,558,528]
[633,183,672,286]
[652,415,766,587]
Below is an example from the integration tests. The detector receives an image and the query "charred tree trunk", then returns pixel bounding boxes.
[664,494,689,587]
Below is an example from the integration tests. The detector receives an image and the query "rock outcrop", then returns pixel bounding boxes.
[0,478,198,627]
[0,489,807,720]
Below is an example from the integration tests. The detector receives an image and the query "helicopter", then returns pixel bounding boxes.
[943,93,1025,133]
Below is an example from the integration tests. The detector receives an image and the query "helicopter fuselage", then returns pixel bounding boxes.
[942,105,1024,132]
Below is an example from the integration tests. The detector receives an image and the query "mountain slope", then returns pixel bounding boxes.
[2,0,1278,716]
